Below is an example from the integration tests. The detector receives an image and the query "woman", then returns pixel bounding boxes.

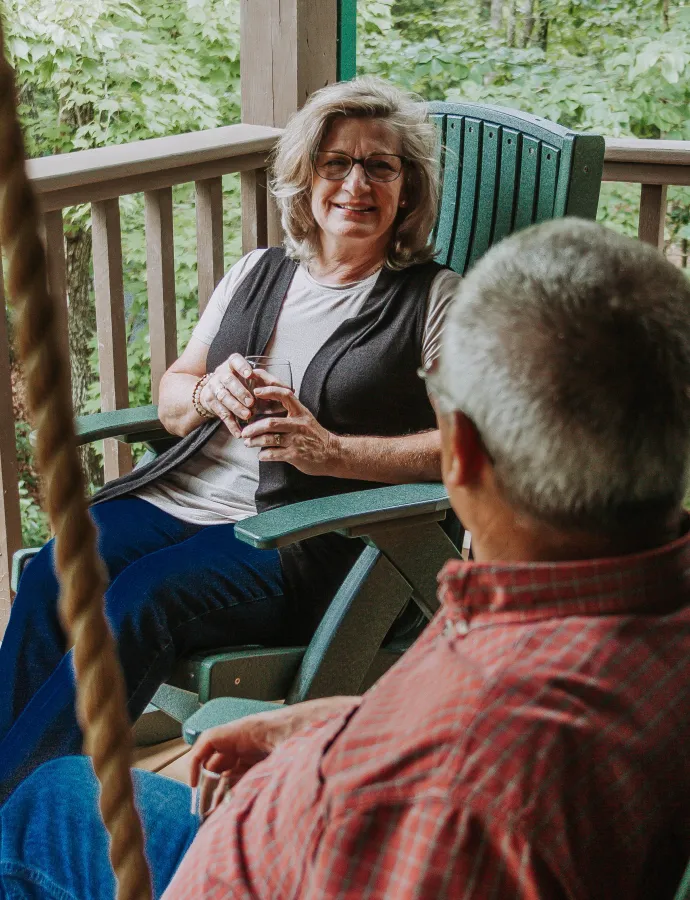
[0,76,461,799]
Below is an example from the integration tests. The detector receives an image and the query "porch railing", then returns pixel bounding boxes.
[0,131,689,632]
[0,123,281,631]
[603,138,690,248]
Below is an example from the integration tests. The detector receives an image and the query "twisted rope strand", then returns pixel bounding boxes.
[0,22,152,900]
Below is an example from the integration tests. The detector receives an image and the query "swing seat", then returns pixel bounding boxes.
[12,102,605,743]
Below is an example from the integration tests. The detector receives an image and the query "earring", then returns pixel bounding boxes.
[400,199,407,207]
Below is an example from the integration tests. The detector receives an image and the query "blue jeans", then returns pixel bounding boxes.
[0,497,289,802]
[0,756,194,899]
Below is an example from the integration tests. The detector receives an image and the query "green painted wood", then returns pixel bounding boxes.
[434,114,463,266]
[149,683,201,724]
[287,545,413,702]
[675,859,690,900]
[75,404,162,444]
[234,483,450,549]
[535,143,560,223]
[196,647,307,702]
[427,101,604,271]
[11,547,39,591]
[514,135,541,231]
[468,121,500,266]
[184,697,283,744]
[450,117,481,273]
[372,521,460,619]
[429,114,445,246]
[492,127,520,244]
[337,0,357,81]
[563,133,606,219]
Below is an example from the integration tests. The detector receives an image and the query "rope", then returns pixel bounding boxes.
[0,20,152,900]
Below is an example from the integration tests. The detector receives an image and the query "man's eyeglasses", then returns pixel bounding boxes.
[417,358,456,412]
[313,151,406,183]
[418,359,495,463]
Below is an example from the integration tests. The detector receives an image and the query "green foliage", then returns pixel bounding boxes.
[359,0,690,239]
[5,0,240,155]
[4,0,242,541]
[14,423,50,546]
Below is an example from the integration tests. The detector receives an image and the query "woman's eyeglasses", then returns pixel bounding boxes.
[313,151,406,183]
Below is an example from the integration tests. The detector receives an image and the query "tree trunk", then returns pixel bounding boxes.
[506,0,517,46]
[537,9,549,50]
[65,225,103,488]
[662,0,670,30]
[520,0,536,47]
[491,0,503,31]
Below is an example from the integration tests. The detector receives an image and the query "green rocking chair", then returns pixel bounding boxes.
[12,102,605,742]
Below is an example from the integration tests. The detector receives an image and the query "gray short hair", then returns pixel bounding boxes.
[271,76,438,270]
[440,218,690,530]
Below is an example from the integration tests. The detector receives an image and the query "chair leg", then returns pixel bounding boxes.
[287,545,413,703]
[370,521,461,619]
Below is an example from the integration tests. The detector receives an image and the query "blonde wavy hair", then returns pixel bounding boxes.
[271,76,439,270]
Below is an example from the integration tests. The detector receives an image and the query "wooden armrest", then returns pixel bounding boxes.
[74,405,164,445]
[234,483,450,549]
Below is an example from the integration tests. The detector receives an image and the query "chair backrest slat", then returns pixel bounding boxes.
[536,143,561,223]
[514,134,541,231]
[492,127,520,244]
[449,117,481,273]
[468,122,500,267]
[428,101,604,275]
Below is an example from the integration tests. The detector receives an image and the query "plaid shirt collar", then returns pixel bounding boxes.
[438,520,690,631]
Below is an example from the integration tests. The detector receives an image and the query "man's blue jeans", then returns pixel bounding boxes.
[0,497,289,802]
[0,757,194,899]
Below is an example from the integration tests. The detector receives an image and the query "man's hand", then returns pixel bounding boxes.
[189,696,361,788]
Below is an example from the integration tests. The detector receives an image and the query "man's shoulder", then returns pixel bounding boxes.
[446,608,690,819]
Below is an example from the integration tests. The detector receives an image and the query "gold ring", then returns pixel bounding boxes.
[274,434,281,447]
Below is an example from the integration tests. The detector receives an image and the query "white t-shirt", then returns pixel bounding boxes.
[135,250,461,526]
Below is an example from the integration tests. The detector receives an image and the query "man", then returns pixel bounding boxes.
[2,218,690,899]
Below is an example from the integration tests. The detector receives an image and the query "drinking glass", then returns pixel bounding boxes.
[190,764,232,823]
[242,356,293,424]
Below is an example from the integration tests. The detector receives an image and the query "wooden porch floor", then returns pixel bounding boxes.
[133,737,193,784]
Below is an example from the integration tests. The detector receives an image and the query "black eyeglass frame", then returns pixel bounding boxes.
[312,150,408,183]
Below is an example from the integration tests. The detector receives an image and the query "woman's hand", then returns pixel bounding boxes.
[241,386,341,476]
[189,696,361,788]
[198,352,259,437]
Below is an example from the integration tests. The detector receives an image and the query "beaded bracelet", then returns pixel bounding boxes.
[192,373,214,419]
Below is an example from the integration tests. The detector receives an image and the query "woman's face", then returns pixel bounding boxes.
[311,116,406,255]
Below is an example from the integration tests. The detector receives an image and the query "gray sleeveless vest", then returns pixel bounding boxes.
[94,249,444,635]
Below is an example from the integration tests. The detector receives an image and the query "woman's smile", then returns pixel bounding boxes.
[332,202,377,216]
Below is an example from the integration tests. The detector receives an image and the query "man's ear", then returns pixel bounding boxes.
[443,411,488,489]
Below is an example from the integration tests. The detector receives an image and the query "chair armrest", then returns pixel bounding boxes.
[234,482,450,549]
[11,547,40,592]
[183,698,283,744]
[74,405,163,445]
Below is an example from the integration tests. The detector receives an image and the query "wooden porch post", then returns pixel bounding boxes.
[0,263,22,635]
[239,0,338,248]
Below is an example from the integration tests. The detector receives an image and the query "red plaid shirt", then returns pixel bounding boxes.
[165,533,690,899]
